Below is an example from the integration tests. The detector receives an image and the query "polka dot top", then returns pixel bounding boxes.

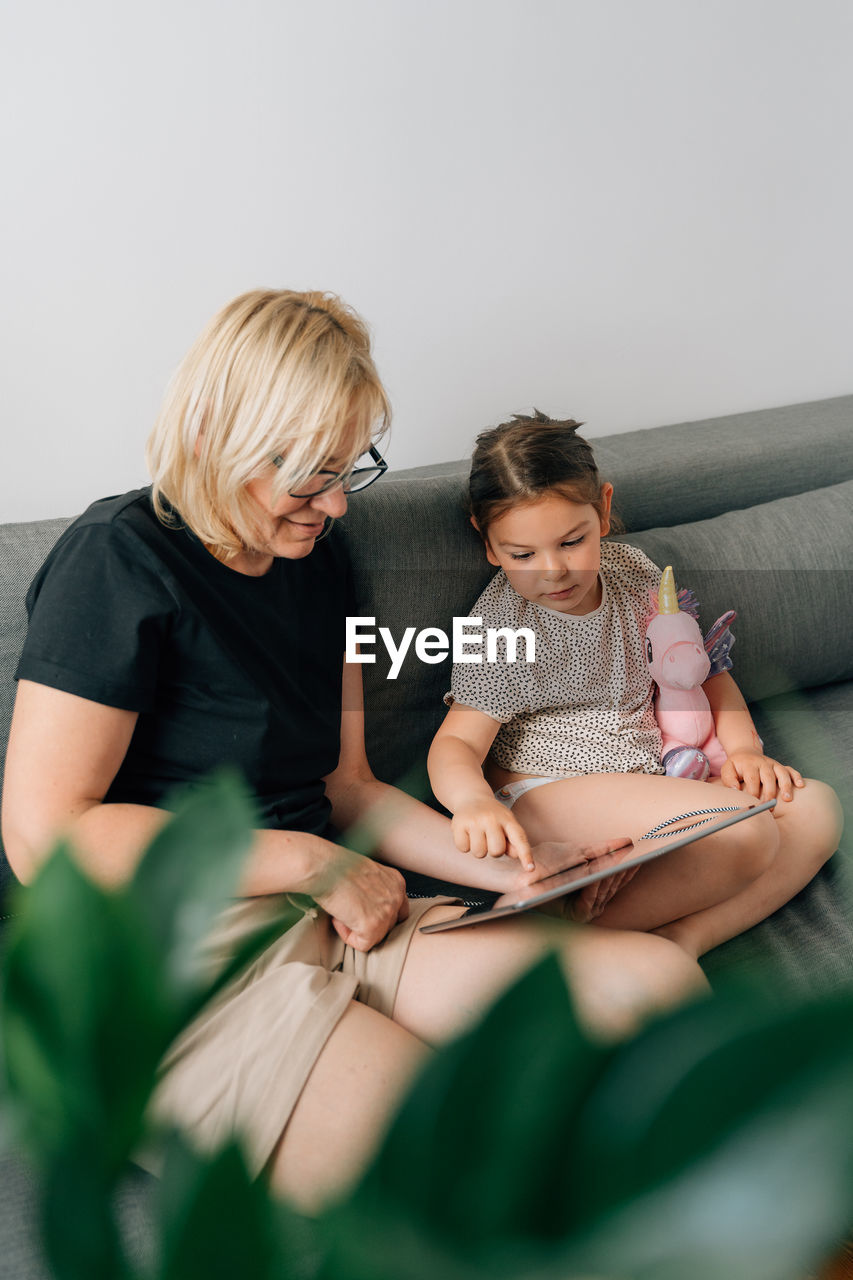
[445,541,665,777]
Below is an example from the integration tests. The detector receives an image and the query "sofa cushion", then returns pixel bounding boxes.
[620,478,853,702]
[705,677,853,992]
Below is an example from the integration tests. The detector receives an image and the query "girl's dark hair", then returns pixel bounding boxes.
[468,409,617,539]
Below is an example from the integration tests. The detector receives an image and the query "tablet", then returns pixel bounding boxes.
[419,797,777,933]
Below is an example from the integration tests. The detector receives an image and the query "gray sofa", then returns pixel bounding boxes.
[1,393,852,1273]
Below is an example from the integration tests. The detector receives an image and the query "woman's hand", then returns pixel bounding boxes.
[451,799,535,871]
[306,847,409,953]
[720,749,804,804]
[513,836,636,921]
[570,864,639,922]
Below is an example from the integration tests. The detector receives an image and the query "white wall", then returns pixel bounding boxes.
[3,0,852,521]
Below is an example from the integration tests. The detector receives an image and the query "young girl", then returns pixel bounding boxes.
[428,412,842,958]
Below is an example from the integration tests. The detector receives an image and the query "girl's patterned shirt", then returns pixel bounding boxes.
[445,541,665,777]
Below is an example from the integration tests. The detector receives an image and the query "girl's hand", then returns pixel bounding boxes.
[516,836,633,886]
[720,749,805,804]
[451,799,534,871]
[307,848,409,952]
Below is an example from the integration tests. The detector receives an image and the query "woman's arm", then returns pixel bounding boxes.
[2,681,163,886]
[2,680,407,950]
[704,671,803,802]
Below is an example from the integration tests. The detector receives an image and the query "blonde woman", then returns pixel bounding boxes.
[2,290,707,1211]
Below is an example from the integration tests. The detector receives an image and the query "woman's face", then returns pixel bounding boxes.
[233,467,349,574]
[481,488,613,616]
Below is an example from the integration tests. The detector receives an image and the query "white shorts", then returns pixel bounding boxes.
[493,774,579,810]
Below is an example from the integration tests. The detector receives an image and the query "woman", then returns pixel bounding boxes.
[2,290,707,1211]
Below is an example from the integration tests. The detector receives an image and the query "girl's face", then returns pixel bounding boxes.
[481,487,613,616]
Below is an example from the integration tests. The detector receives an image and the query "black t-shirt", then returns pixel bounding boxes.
[16,489,353,836]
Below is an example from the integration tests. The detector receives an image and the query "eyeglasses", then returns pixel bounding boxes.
[272,444,388,498]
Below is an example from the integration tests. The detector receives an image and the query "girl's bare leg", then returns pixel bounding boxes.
[651,778,842,956]
[513,772,776,934]
[511,772,842,957]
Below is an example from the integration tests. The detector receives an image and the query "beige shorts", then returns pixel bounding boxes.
[145,892,457,1176]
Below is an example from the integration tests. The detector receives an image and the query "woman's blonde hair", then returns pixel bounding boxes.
[146,289,390,559]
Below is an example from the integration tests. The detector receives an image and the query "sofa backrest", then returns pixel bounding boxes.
[397,393,853,532]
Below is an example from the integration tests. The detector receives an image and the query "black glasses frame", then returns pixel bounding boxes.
[272,444,388,498]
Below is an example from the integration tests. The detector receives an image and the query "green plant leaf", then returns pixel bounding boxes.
[40,1136,133,1280]
[156,1135,279,1280]
[271,1202,328,1280]
[569,986,853,1222]
[130,770,256,1010]
[1,845,171,1171]
[560,1056,853,1280]
[318,1208,493,1280]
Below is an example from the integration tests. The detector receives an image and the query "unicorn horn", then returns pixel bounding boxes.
[658,565,680,615]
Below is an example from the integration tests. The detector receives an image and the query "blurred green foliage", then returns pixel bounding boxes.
[2,770,853,1280]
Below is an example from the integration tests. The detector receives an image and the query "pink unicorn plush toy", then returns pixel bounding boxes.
[644,565,737,781]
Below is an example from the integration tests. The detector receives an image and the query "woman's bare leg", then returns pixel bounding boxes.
[652,778,843,956]
[393,908,709,1045]
[270,910,711,1211]
[268,1002,426,1211]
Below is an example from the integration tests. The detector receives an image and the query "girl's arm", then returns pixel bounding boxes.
[704,671,804,802]
[2,680,407,952]
[327,662,542,881]
[428,703,535,869]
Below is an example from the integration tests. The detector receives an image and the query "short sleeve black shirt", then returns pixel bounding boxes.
[16,489,353,836]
